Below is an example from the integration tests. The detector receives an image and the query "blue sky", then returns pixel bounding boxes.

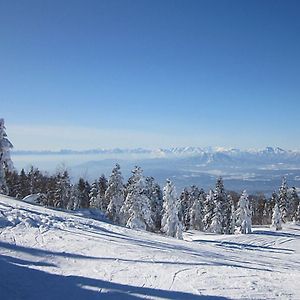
[1,0,300,150]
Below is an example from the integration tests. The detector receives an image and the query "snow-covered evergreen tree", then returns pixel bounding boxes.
[120,166,143,224]
[210,200,223,234]
[106,164,124,223]
[271,202,282,230]
[263,192,277,225]
[121,166,154,230]
[145,176,163,231]
[161,179,183,239]
[278,177,288,222]
[210,177,227,234]
[0,119,14,194]
[178,188,189,228]
[288,187,299,222]
[189,188,205,230]
[235,190,252,234]
[203,189,214,231]
[67,185,79,210]
[126,179,154,231]
[185,185,200,229]
[228,198,236,234]
[74,178,90,209]
[53,170,71,208]
[89,180,100,208]
[295,202,300,223]
[98,175,108,211]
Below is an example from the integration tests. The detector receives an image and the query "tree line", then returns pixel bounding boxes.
[4,164,300,239]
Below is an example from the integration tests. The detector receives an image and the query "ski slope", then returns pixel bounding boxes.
[1,195,300,300]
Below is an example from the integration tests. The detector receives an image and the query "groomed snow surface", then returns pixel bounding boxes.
[1,195,300,300]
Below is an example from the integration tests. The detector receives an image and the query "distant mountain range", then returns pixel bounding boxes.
[11,146,300,194]
[12,146,300,165]
[11,146,300,156]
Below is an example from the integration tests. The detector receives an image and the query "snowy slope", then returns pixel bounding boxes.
[1,195,300,300]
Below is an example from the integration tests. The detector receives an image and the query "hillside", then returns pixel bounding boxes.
[0,195,300,299]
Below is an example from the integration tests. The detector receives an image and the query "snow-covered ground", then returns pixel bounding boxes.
[1,195,300,299]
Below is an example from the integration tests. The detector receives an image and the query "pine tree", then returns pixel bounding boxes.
[120,167,154,230]
[251,194,265,225]
[16,169,28,199]
[120,166,143,224]
[74,178,90,209]
[126,178,154,231]
[67,185,79,210]
[235,190,252,234]
[53,170,71,208]
[89,180,100,208]
[295,202,300,223]
[189,188,205,230]
[5,169,19,198]
[278,177,288,222]
[224,194,235,234]
[289,187,299,222]
[145,176,163,231]
[210,177,227,234]
[98,175,108,211]
[27,166,43,195]
[0,119,14,195]
[106,164,124,223]
[185,185,200,230]
[210,200,223,234]
[203,189,214,231]
[161,179,183,239]
[178,188,190,228]
[264,192,277,225]
[271,203,282,230]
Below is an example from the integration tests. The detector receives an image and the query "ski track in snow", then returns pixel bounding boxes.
[1,194,300,299]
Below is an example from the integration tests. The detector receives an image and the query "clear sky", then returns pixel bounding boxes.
[1,0,300,150]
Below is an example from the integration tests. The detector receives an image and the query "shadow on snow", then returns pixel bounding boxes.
[0,250,229,300]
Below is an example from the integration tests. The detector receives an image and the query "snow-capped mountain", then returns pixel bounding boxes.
[11,146,300,194]
[12,146,300,160]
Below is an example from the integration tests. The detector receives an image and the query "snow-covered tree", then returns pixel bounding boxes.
[295,202,300,223]
[0,119,14,194]
[98,175,108,211]
[228,198,236,234]
[53,170,71,208]
[120,166,143,224]
[89,180,100,208]
[67,185,79,210]
[210,200,223,234]
[210,177,227,234]
[185,185,200,229]
[145,176,163,231]
[121,166,154,230]
[271,203,282,230]
[74,178,90,209]
[203,189,214,231]
[106,164,124,223]
[161,179,183,239]
[178,188,190,228]
[235,190,252,234]
[288,187,299,222]
[278,177,288,222]
[189,188,205,231]
[262,192,277,225]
